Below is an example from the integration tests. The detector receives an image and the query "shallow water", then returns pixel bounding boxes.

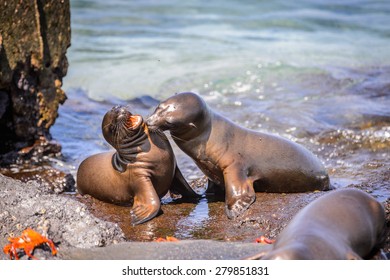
[51,0,389,240]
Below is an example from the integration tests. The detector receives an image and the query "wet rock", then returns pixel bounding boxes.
[0,135,75,194]
[0,174,125,260]
[0,0,70,157]
[0,91,8,119]
[0,136,62,166]
[77,184,324,242]
[1,166,75,194]
[348,66,390,99]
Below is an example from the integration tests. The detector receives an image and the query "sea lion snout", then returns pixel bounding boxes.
[147,93,205,132]
[110,105,132,121]
[145,113,159,129]
[103,105,131,125]
[146,105,172,131]
[108,106,143,127]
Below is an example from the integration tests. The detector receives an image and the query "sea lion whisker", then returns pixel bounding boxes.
[153,128,165,137]
[148,126,162,135]
[151,128,170,142]
[170,133,188,143]
[145,124,156,132]
[114,126,124,148]
[114,133,120,148]
[102,121,114,130]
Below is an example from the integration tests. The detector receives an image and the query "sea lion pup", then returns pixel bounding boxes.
[146,92,330,218]
[247,188,386,260]
[77,105,200,225]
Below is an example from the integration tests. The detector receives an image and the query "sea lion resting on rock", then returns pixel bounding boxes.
[77,105,200,225]
[146,92,331,218]
[251,188,386,260]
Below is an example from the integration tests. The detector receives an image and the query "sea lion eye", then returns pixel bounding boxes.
[166,104,176,112]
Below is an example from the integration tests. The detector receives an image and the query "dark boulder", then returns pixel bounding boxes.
[0,0,71,158]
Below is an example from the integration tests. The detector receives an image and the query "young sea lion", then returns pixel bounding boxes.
[146,92,330,218]
[77,105,200,225]
[249,188,386,260]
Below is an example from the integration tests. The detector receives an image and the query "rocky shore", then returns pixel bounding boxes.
[1,173,388,260]
[0,174,125,260]
[0,173,272,260]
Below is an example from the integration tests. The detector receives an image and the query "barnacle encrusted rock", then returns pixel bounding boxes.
[0,0,71,157]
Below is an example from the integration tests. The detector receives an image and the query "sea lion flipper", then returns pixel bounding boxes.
[130,180,161,225]
[224,169,256,219]
[170,167,202,198]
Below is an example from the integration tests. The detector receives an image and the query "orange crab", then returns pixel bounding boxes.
[255,235,275,244]
[3,228,57,260]
[155,236,179,242]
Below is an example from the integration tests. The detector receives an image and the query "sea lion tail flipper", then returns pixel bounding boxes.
[171,167,202,198]
[130,180,161,225]
[224,170,256,219]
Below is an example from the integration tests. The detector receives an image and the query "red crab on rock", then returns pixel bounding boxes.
[3,228,57,260]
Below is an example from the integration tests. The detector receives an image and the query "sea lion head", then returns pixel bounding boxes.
[146,92,209,134]
[102,105,144,149]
